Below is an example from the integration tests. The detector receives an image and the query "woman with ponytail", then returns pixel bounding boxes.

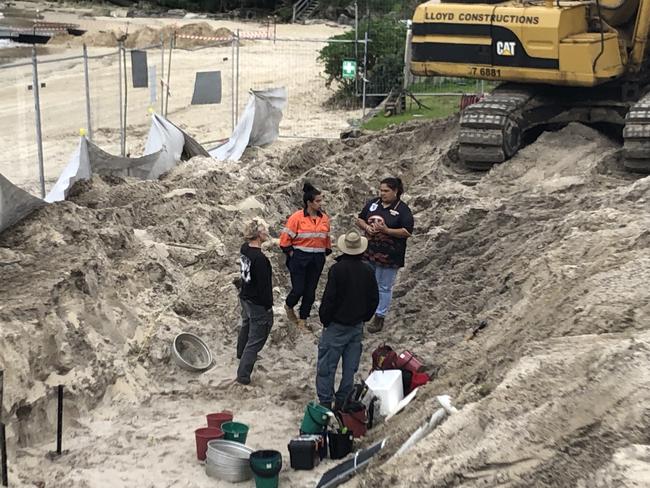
[279,182,332,330]
[356,177,414,333]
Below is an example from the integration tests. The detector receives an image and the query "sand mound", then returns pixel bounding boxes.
[0,119,649,486]
[78,30,119,48]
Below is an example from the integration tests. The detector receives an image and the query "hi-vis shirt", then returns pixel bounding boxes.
[280,209,331,254]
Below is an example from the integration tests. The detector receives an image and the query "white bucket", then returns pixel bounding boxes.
[366,369,404,416]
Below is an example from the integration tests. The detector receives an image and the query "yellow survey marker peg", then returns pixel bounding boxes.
[79,128,87,136]
[147,106,155,115]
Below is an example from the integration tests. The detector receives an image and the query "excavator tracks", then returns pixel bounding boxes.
[623,92,650,173]
[458,85,535,170]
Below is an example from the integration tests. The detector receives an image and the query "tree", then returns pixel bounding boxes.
[318,18,406,108]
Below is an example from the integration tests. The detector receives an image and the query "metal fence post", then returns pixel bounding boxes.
[235,29,240,125]
[118,41,125,156]
[402,22,412,91]
[0,423,6,487]
[122,44,128,157]
[355,0,359,96]
[231,36,235,131]
[82,44,93,140]
[160,33,165,115]
[362,31,368,117]
[0,370,3,423]
[164,34,173,117]
[31,46,45,198]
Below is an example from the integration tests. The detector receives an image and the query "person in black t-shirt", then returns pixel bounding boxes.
[236,218,273,385]
[356,177,414,333]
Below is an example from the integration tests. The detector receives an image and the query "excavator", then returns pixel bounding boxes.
[410,0,650,172]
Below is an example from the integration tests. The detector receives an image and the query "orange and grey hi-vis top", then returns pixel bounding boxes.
[279,209,331,253]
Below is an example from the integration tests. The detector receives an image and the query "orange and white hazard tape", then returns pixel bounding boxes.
[175,30,269,42]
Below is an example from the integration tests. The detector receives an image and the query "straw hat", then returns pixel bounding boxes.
[337,229,368,255]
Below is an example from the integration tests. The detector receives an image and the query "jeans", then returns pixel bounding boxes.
[368,262,399,318]
[237,298,273,383]
[285,250,326,319]
[316,322,363,406]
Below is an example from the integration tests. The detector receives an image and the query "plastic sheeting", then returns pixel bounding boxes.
[0,173,46,234]
[210,87,287,161]
[45,114,209,203]
[0,114,209,234]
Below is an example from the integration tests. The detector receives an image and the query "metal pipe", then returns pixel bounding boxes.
[82,44,93,140]
[118,41,124,156]
[0,423,6,486]
[56,385,63,455]
[31,46,45,198]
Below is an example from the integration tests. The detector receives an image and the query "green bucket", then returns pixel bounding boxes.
[250,450,282,488]
[300,401,332,435]
[221,421,249,444]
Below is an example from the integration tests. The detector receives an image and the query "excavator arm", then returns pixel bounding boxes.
[629,0,650,70]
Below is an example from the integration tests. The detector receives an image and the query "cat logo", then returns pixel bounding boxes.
[496,41,516,56]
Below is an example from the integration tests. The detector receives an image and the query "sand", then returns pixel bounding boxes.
[0,116,649,487]
[1,3,650,488]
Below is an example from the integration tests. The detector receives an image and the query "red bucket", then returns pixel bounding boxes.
[406,371,430,394]
[195,427,224,461]
[339,408,367,438]
[206,410,233,429]
[396,350,424,375]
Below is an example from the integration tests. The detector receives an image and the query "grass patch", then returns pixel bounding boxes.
[362,95,461,131]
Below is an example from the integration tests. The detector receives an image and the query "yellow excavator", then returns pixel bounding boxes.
[410,0,650,172]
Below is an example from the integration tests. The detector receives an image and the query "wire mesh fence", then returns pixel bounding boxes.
[0,14,495,196]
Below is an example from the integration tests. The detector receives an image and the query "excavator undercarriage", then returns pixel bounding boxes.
[410,0,650,173]
[458,81,650,172]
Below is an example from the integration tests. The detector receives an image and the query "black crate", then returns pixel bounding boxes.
[288,438,320,470]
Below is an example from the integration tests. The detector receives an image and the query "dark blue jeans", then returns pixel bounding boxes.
[316,322,363,406]
[285,250,326,319]
[237,298,273,383]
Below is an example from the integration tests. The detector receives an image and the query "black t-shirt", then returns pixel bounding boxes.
[358,198,414,268]
[239,243,273,308]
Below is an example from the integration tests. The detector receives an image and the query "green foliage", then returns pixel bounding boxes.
[362,96,460,130]
[318,18,406,107]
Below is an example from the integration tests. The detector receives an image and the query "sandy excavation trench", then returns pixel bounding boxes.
[0,115,649,487]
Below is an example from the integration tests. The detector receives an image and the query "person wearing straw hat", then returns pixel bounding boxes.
[316,229,379,411]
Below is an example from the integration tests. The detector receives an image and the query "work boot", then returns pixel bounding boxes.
[296,318,312,332]
[284,304,298,324]
[367,315,385,334]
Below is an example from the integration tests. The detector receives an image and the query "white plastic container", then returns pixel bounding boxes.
[365,369,404,416]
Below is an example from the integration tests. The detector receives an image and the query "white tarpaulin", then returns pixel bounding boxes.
[45,114,209,203]
[0,115,210,234]
[0,173,45,233]
[210,87,287,161]
[45,137,92,203]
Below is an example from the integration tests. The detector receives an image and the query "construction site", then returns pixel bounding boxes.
[0,0,649,487]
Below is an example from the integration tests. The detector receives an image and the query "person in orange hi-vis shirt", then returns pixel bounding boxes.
[280,182,332,331]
